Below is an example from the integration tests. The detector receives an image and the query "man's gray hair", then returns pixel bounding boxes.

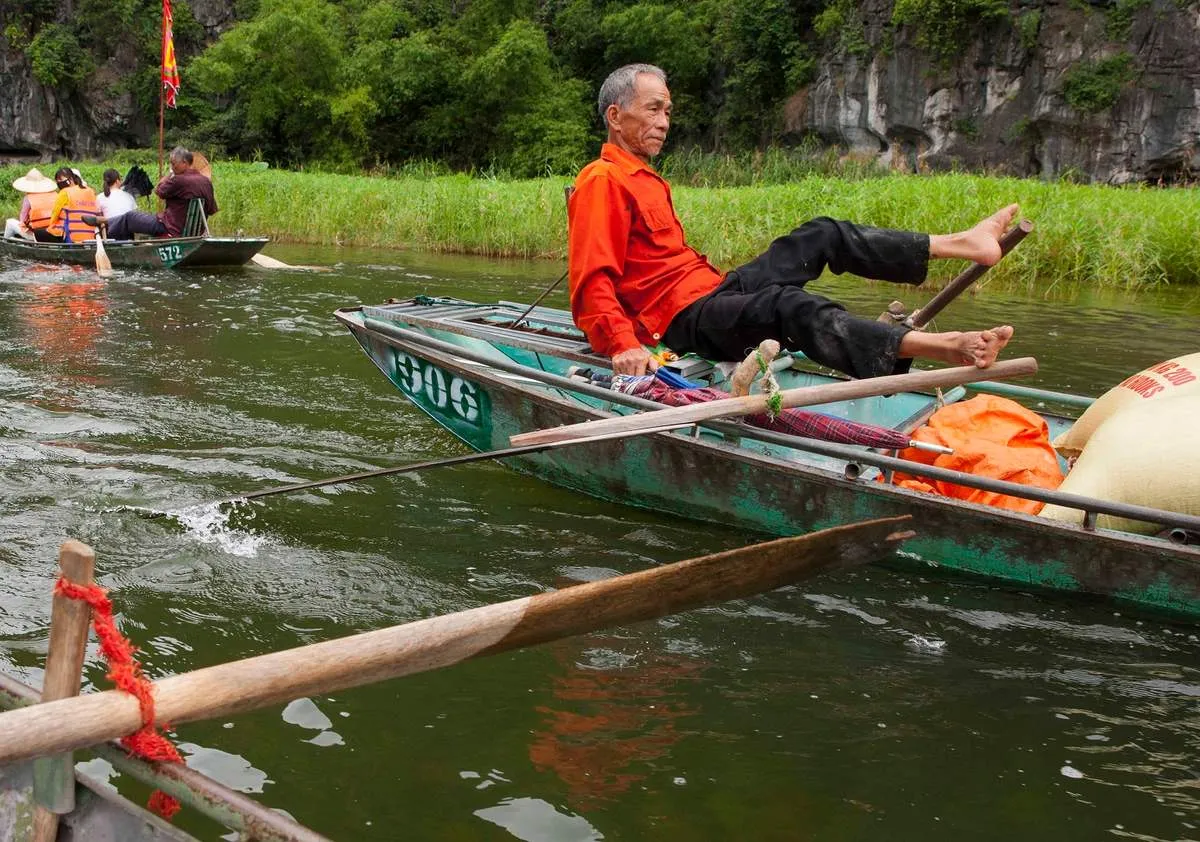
[169,146,193,165]
[597,64,667,123]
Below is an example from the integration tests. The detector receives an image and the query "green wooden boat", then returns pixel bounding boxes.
[0,234,268,269]
[335,296,1200,622]
[0,671,330,841]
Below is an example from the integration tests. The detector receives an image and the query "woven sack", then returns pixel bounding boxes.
[1053,352,1200,459]
[1040,393,1200,534]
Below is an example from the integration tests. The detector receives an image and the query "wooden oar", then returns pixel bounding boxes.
[0,517,911,764]
[93,234,113,278]
[909,219,1034,329]
[876,219,1034,328]
[249,252,331,272]
[129,422,692,520]
[511,357,1038,447]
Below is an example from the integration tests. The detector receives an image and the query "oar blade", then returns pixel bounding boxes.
[0,517,911,765]
[485,515,915,655]
[94,237,113,278]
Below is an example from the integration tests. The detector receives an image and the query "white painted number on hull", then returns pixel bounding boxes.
[395,351,480,424]
[157,244,183,263]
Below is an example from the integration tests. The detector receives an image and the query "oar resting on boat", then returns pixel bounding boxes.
[580,366,953,454]
[0,518,911,765]
[511,357,1039,447]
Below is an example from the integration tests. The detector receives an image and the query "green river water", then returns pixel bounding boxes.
[0,244,1198,841]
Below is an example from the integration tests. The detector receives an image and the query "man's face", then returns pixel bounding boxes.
[608,74,672,162]
[170,157,191,176]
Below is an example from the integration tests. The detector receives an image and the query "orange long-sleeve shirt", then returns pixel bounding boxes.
[567,143,722,357]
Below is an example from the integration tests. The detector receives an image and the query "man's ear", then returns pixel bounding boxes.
[604,104,621,132]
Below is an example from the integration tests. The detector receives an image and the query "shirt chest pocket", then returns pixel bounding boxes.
[639,202,676,233]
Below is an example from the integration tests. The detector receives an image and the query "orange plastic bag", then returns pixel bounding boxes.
[889,395,1064,514]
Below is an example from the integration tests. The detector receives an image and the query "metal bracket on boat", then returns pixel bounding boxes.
[1166,528,1200,546]
[1082,510,1098,532]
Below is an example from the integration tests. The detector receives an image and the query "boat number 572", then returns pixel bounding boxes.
[157,244,182,263]
[394,351,481,424]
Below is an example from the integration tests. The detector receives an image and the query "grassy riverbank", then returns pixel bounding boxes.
[3,160,1197,290]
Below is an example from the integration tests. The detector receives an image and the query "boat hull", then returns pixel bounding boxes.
[0,758,197,841]
[338,307,1200,622]
[0,235,268,269]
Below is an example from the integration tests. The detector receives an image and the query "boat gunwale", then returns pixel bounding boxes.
[336,307,1200,547]
[0,234,269,267]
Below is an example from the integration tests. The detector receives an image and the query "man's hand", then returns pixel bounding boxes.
[611,347,659,376]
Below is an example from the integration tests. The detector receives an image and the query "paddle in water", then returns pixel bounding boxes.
[94,233,113,278]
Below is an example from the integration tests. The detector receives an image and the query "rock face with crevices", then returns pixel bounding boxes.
[787,0,1200,183]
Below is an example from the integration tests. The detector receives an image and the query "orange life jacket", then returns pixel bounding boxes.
[25,192,57,231]
[49,185,98,242]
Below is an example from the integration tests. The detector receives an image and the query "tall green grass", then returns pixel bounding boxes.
[2,160,1196,290]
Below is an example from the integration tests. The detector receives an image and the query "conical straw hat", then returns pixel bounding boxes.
[192,152,212,180]
[12,168,57,193]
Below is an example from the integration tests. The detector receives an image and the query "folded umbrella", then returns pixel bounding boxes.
[584,371,945,452]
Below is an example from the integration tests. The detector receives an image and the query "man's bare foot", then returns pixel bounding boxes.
[928,204,1019,266]
[899,325,1015,368]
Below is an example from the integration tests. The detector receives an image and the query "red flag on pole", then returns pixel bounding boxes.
[161,0,180,108]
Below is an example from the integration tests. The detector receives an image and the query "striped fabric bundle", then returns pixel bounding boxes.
[603,373,912,450]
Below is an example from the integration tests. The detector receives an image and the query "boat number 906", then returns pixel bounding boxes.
[157,244,182,263]
[394,351,481,423]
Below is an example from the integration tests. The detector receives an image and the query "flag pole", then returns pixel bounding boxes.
[158,0,166,180]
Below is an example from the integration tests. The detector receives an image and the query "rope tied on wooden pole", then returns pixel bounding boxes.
[53,577,184,819]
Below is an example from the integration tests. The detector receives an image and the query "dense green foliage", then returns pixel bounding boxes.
[1062,54,1137,114]
[1104,0,1151,40]
[6,161,1195,289]
[890,0,1009,62]
[26,24,92,87]
[172,0,835,171]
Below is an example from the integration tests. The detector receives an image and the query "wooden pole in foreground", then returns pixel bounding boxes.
[0,517,911,765]
[510,357,1039,447]
[31,541,95,842]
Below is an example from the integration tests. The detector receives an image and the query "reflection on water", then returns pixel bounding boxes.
[530,636,702,811]
[0,247,1198,841]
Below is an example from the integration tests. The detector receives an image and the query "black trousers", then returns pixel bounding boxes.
[106,211,166,240]
[663,217,929,379]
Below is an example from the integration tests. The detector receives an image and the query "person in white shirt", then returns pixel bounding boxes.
[95,169,137,221]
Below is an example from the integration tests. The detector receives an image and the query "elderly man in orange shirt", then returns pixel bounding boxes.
[568,63,1018,378]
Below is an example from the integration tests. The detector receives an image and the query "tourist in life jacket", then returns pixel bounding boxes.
[96,168,138,224]
[3,168,59,241]
[46,168,99,243]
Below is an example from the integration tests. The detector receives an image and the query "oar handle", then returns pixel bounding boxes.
[909,219,1034,329]
[510,357,1039,447]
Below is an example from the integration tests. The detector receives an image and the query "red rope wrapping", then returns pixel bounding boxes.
[54,577,183,820]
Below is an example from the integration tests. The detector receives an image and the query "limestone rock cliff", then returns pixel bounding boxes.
[789,0,1200,182]
[0,0,236,162]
